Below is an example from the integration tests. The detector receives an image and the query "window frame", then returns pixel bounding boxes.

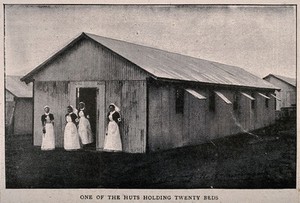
[233,92,239,111]
[251,92,255,110]
[175,88,184,114]
[209,91,216,112]
[265,94,269,108]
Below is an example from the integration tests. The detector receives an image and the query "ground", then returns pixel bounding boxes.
[5,119,296,189]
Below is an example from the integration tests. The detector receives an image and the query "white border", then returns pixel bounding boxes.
[0,1,298,203]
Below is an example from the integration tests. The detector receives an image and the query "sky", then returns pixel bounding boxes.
[4,5,296,79]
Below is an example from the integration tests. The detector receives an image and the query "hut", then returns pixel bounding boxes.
[21,32,279,153]
[5,75,33,135]
[263,74,296,119]
[263,74,296,110]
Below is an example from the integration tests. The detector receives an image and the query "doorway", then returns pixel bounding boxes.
[76,87,97,148]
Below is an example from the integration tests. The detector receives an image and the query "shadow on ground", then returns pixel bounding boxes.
[5,119,296,189]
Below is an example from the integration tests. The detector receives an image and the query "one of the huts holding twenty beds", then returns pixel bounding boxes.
[21,32,279,153]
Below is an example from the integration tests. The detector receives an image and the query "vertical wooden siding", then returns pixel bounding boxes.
[13,98,33,135]
[5,101,15,127]
[264,76,296,109]
[253,92,275,129]
[33,38,148,82]
[240,94,251,131]
[148,84,276,152]
[31,37,149,152]
[106,80,147,153]
[183,90,207,146]
[5,90,14,101]
[148,85,163,151]
[148,85,184,151]
[34,81,69,147]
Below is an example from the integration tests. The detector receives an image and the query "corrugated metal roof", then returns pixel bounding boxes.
[86,33,277,89]
[264,74,296,87]
[22,32,278,90]
[6,75,32,98]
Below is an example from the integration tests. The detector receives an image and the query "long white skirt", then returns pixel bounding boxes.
[78,117,93,145]
[64,122,81,150]
[103,121,122,152]
[41,123,55,150]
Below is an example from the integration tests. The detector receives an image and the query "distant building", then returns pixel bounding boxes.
[5,75,33,135]
[22,32,278,152]
[263,74,296,110]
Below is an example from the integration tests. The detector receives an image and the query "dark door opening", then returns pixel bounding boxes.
[76,87,97,148]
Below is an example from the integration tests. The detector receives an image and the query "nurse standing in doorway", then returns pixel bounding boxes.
[103,103,122,152]
[78,102,93,146]
[64,105,81,151]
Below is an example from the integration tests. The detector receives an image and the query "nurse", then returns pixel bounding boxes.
[103,103,122,152]
[78,102,93,146]
[64,105,81,151]
[41,105,55,150]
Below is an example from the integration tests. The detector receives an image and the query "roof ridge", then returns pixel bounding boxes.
[21,32,278,90]
[263,74,296,87]
[273,74,295,80]
[84,32,240,70]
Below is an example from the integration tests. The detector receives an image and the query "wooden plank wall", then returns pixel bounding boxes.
[213,91,233,139]
[182,91,207,146]
[5,101,15,127]
[5,90,14,101]
[264,76,296,109]
[13,98,33,135]
[255,93,266,129]
[148,84,184,151]
[238,93,251,132]
[204,90,232,140]
[228,91,244,135]
[34,38,148,82]
[97,84,106,150]
[34,81,69,147]
[31,37,149,152]
[106,80,147,153]
[269,96,276,125]
[148,85,163,151]
[148,85,276,152]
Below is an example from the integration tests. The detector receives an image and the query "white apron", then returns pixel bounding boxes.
[64,114,81,150]
[103,112,122,152]
[78,110,93,145]
[41,116,55,150]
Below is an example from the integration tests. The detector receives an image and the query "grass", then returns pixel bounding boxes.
[5,119,296,189]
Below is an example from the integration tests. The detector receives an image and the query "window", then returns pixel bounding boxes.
[175,88,184,114]
[233,92,239,110]
[274,93,277,110]
[289,91,296,106]
[265,95,269,108]
[209,91,215,112]
[251,93,255,109]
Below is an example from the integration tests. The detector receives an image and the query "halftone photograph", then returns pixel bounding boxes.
[4,4,296,190]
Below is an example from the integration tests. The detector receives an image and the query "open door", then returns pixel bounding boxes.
[69,81,106,150]
[76,87,97,148]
